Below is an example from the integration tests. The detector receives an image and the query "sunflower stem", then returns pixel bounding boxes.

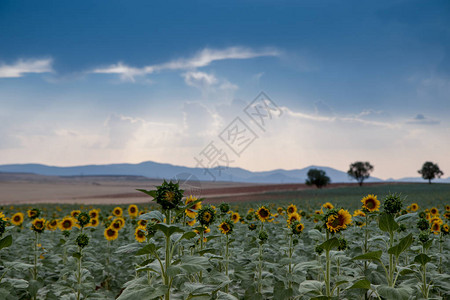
[225,234,229,293]
[288,233,293,290]
[76,246,82,300]
[388,232,394,287]
[258,243,263,294]
[325,231,331,297]
[164,210,172,300]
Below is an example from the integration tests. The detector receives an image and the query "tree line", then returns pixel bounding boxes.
[305,161,444,188]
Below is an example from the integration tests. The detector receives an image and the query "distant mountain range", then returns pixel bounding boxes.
[0,161,448,184]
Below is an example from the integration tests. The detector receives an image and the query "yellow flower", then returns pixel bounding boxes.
[0,212,6,221]
[111,218,124,231]
[185,195,201,218]
[219,222,232,234]
[445,205,450,211]
[138,219,148,227]
[287,204,297,215]
[46,219,58,231]
[442,224,449,234]
[87,218,99,227]
[135,226,146,243]
[256,206,270,222]
[292,222,304,234]
[231,212,240,223]
[287,212,301,225]
[187,219,196,226]
[71,210,81,218]
[247,208,255,214]
[112,207,123,217]
[361,194,380,212]
[31,218,46,232]
[410,203,419,212]
[430,216,443,225]
[11,212,24,226]
[89,209,100,219]
[27,209,38,219]
[277,207,284,215]
[430,207,439,216]
[431,221,441,235]
[315,209,323,215]
[323,202,334,210]
[353,209,366,217]
[59,217,76,231]
[326,209,352,233]
[128,204,138,218]
[104,227,119,241]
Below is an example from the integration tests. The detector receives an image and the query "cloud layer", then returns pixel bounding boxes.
[0,58,53,78]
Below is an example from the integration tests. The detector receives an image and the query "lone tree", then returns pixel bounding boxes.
[418,161,444,184]
[305,168,330,189]
[347,161,374,186]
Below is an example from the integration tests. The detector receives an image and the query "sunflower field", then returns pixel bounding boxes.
[0,181,449,299]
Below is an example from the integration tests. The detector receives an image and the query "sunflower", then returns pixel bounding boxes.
[59,217,75,231]
[31,218,46,233]
[111,218,124,231]
[445,205,450,211]
[0,212,7,221]
[256,206,270,222]
[231,212,240,224]
[361,194,380,212]
[287,204,297,215]
[185,195,202,218]
[430,216,443,225]
[218,220,233,235]
[444,212,450,220]
[247,208,255,214]
[431,221,441,235]
[442,224,449,235]
[187,219,196,226]
[46,219,58,231]
[430,207,439,216]
[128,204,138,218]
[71,210,81,218]
[89,209,100,219]
[323,202,334,210]
[325,209,352,233]
[315,209,323,215]
[196,206,216,226]
[353,209,366,217]
[88,218,99,227]
[104,227,119,241]
[112,207,123,217]
[292,221,304,235]
[277,207,284,215]
[11,212,24,226]
[287,212,301,225]
[410,203,419,212]
[134,226,147,243]
[27,208,40,219]
[138,219,148,227]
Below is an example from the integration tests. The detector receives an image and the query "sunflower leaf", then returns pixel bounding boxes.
[347,279,372,290]
[352,250,382,262]
[138,211,164,223]
[319,237,339,251]
[387,233,413,258]
[413,253,431,266]
[378,213,399,234]
[0,235,12,250]
[154,223,184,238]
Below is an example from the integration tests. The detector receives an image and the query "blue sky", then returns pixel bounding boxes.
[0,0,449,179]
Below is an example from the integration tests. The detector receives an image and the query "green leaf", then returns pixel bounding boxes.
[348,279,371,290]
[379,213,399,234]
[139,211,164,223]
[414,253,431,266]
[135,243,159,256]
[0,235,12,250]
[395,212,417,222]
[319,237,339,251]
[298,280,323,294]
[115,243,143,255]
[388,233,413,258]
[116,284,168,300]
[154,223,184,238]
[136,189,157,198]
[352,250,382,262]
[176,231,196,243]
[72,252,81,259]
[377,286,410,300]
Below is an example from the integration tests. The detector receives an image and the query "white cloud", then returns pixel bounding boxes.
[91,46,279,81]
[183,71,218,90]
[406,114,440,125]
[0,58,53,78]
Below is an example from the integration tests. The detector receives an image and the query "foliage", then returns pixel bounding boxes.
[347,161,374,186]
[305,168,330,189]
[418,161,444,184]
